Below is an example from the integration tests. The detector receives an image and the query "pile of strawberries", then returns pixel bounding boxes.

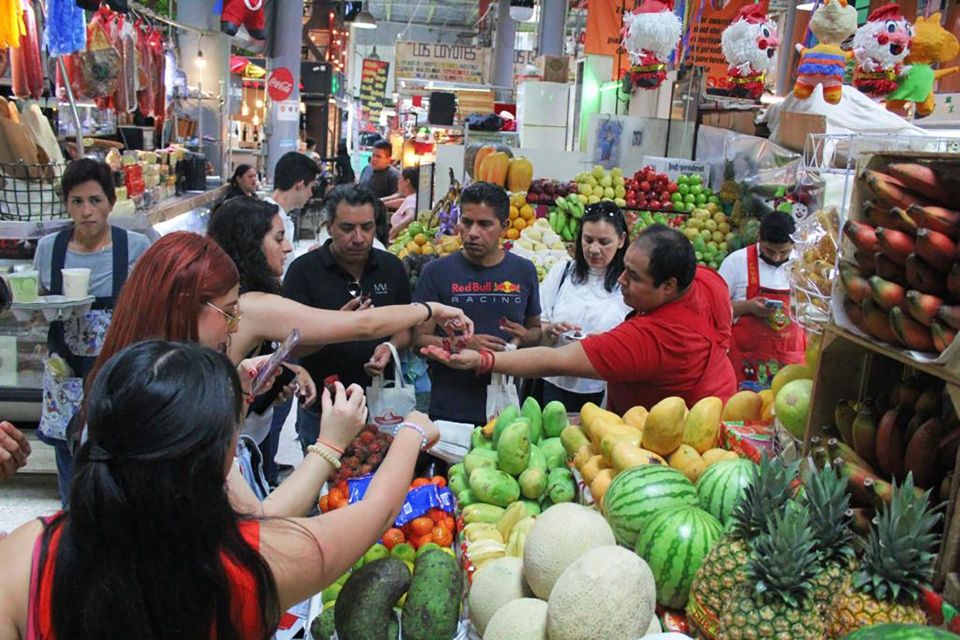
[328,426,394,485]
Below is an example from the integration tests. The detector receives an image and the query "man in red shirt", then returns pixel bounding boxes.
[422,224,737,413]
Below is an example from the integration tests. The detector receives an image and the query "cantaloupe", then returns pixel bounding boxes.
[483,598,548,640]
[546,545,656,640]
[645,615,662,635]
[523,503,616,599]
[642,397,687,456]
[467,557,530,635]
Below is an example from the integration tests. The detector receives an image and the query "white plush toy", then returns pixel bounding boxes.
[720,4,780,100]
[621,0,683,90]
[852,3,913,98]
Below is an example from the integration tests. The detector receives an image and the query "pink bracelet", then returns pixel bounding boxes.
[394,422,429,450]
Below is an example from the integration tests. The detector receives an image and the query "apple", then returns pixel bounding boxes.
[690,174,702,185]
[683,194,696,204]
[527,192,540,203]
[639,180,651,193]
[650,200,662,210]
[600,175,613,188]
[591,165,605,180]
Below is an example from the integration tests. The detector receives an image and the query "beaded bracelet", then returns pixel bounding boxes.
[307,442,342,469]
[393,421,429,450]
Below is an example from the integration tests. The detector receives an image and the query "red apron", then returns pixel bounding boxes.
[728,244,806,387]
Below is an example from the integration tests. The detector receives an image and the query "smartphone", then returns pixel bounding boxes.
[250,329,301,396]
[562,330,585,341]
[249,365,296,415]
[764,300,784,310]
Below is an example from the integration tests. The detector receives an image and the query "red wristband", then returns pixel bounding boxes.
[317,437,345,455]
[476,348,495,376]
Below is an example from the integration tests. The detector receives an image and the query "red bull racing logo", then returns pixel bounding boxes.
[493,281,521,293]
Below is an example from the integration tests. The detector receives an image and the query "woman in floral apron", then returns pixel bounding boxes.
[33,159,150,503]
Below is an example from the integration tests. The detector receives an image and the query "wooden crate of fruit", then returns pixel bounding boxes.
[803,323,960,588]
[835,151,960,370]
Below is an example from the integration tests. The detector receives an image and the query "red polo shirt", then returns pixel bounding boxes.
[581,266,737,414]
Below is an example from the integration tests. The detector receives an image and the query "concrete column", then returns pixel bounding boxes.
[265,0,305,182]
[774,0,798,97]
[537,0,566,58]
[491,0,517,91]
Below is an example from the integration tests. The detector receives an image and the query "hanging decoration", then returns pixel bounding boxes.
[11,0,44,100]
[852,3,913,99]
[792,0,858,105]
[217,0,267,40]
[719,4,779,101]
[509,0,535,22]
[44,0,87,55]
[885,12,959,118]
[620,0,683,91]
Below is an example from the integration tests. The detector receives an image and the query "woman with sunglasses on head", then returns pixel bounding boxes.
[0,340,440,639]
[538,201,631,409]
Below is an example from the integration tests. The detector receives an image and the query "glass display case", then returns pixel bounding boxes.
[0,308,47,421]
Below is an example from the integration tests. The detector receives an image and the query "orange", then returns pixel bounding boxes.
[509,206,520,220]
[319,494,330,513]
[410,516,435,537]
[410,477,432,489]
[432,526,454,547]
[329,491,348,510]
[512,217,527,230]
[382,528,406,549]
[430,476,447,488]
[505,228,520,240]
[412,533,434,549]
[443,514,456,532]
[429,508,447,523]
[520,205,534,220]
[414,233,428,246]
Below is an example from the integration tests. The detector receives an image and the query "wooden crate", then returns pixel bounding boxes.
[804,323,960,588]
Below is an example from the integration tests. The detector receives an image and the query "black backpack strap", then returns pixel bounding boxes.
[109,226,129,296]
[48,228,73,295]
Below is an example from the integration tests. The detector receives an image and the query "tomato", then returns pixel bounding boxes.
[443,515,456,532]
[328,491,348,510]
[411,534,433,549]
[431,526,454,547]
[430,476,446,488]
[410,478,432,489]
[429,509,447,524]
[318,495,330,513]
[382,528,406,550]
[410,516,434,537]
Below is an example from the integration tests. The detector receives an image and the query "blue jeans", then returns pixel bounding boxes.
[262,396,293,485]
[51,439,73,507]
[296,404,321,454]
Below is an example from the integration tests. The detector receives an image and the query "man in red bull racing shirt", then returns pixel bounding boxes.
[413,182,542,425]
[422,224,737,414]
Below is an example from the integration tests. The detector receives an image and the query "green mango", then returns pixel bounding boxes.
[539,437,567,469]
[521,397,543,444]
[448,463,465,479]
[560,425,590,456]
[542,400,569,438]
[448,473,468,496]
[463,448,498,476]
[492,405,521,447]
[547,467,576,504]
[527,444,548,472]
[456,489,477,507]
[519,468,547,500]
[469,467,521,507]
[521,499,542,516]
[497,420,531,476]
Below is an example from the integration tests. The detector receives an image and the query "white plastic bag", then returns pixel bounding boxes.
[366,342,415,432]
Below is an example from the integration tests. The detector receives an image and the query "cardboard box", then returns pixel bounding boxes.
[699,109,759,137]
[771,112,825,153]
[535,55,570,84]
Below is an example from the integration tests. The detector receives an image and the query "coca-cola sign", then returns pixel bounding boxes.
[267,67,295,102]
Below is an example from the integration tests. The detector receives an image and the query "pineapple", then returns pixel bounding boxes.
[686,455,798,638]
[803,463,857,616]
[718,504,826,639]
[827,473,941,636]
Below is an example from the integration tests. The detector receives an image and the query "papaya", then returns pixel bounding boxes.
[642,396,687,456]
[611,442,667,472]
[521,397,543,444]
[479,151,510,186]
[472,145,496,179]
[580,402,622,439]
[542,400,569,438]
[506,156,534,192]
[682,397,722,453]
[587,420,636,448]
[560,425,590,456]
[497,420,531,476]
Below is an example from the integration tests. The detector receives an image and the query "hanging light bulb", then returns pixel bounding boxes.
[241,100,250,116]
[255,98,264,109]
[195,49,207,69]
[252,113,261,126]
[509,0,535,22]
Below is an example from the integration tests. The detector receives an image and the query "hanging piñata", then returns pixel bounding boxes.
[852,3,913,98]
[621,0,682,91]
[720,3,780,101]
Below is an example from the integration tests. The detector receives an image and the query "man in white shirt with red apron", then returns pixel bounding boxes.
[719,212,806,389]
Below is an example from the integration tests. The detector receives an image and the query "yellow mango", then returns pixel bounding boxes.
[580,402,623,439]
[682,397,722,454]
[702,448,739,466]
[642,396,687,456]
[589,421,637,448]
[668,444,707,483]
[590,468,616,506]
[721,390,764,422]
[622,406,648,432]
[600,430,642,462]
[611,442,667,472]
[581,454,609,485]
[573,443,595,470]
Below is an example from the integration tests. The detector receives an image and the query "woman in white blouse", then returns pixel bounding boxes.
[539,201,631,409]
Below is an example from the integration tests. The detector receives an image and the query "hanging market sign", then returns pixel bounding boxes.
[585,0,628,58]
[681,0,755,90]
[360,58,390,130]
[395,42,491,88]
[268,67,295,102]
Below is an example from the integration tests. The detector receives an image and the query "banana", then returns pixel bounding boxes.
[495,501,528,541]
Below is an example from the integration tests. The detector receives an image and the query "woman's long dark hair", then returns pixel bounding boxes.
[572,201,628,292]
[42,341,280,639]
[208,197,282,295]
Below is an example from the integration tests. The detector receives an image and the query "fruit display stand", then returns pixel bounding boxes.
[803,322,960,592]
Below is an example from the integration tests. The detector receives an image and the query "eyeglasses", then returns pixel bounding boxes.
[205,301,243,332]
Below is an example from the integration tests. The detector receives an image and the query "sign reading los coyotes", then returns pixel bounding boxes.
[268,67,295,102]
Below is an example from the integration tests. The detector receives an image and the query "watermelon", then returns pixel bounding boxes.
[634,505,724,610]
[839,624,958,639]
[696,458,758,527]
[602,465,698,548]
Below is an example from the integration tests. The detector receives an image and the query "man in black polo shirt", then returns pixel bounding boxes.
[283,184,412,451]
